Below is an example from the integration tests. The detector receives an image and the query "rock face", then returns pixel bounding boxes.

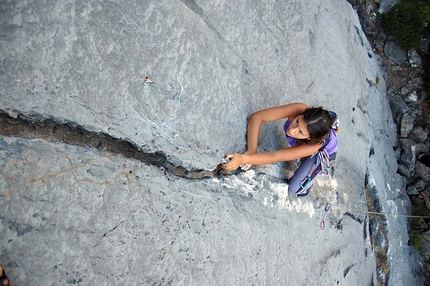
[0,0,423,285]
[350,0,430,282]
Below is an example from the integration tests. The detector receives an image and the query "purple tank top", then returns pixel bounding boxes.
[283,120,338,154]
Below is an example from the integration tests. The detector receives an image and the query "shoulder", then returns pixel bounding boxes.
[323,129,339,154]
[253,102,310,123]
[325,129,338,145]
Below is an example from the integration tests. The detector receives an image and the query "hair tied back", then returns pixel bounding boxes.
[329,111,340,132]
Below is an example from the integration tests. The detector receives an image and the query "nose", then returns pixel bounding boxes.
[290,124,298,134]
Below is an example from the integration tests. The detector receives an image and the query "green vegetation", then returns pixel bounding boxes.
[382,1,430,95]
[382,0,430,50]
[409,229,427,255]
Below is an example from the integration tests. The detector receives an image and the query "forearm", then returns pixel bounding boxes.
[246,113,262,153]
[222,144,319,171]
[244,144,320,165]
[242,152,279,165]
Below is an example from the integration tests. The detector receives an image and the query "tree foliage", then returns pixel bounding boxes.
[382,1,430,50]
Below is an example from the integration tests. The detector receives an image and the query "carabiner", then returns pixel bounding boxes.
[320,203,332,230]
[300,176,311,189]
[320,220,325,230]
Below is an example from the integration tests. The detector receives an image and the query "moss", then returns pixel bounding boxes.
[410,229,427,255]
[411,216,428,230]
[382,1,430,50]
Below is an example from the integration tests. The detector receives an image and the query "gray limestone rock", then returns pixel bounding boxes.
[422,230,430,259]
[410,126,428,143]
[0,0,424,285]
[384,40,408,65]
[400,113,415,138]
[377,0,400,14]
[0,136,376,285]
[408,49,422,68]
[407,180,424,195]
[404,90,426,105]
[416,161,430,182]
[397,164,411,178]
[388,93,410,124]
[418,143,430,155]
[376,231,387,249]
[400,139,418,171]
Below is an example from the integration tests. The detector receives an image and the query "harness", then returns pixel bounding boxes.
[298,111,339,193]
[299,138,332,190]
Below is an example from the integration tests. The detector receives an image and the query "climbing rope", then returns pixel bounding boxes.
[314,180,430,230]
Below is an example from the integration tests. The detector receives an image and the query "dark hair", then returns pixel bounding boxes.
[296,107,333,145]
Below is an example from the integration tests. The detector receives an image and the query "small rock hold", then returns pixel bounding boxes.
[388,93,409,124]
[397,164,411,178]
[143,75,154,83]
[409,126,427,143]
[399,139,417,171]
[376,232,386,249]
[416,161,430,182]
[377,0,400,14]
[408,49,422,68]
[384,40,408,65]
[400,113,414,138]
[404,90,425,105]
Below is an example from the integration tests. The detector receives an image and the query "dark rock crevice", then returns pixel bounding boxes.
[0,111,222,180]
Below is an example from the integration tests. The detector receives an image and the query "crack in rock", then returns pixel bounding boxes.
[364,177,390,284]
[0,112,225,180]
[179,0,250,74]
[94,219,125,248]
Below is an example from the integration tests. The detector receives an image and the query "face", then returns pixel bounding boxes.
[286,115,311,140]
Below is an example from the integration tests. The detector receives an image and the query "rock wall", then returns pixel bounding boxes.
[351,0,430,283]
[0,0,423,285]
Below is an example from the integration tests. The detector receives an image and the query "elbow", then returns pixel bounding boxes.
[249,111,264,123]
[249,112,258,120]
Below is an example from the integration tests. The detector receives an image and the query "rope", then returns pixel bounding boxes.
[314,180,430,219]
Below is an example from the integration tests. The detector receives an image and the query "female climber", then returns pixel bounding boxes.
[221,102,339,196]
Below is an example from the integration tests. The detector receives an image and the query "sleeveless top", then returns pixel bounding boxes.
[283,120,338,155]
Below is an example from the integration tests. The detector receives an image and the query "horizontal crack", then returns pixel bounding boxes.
[0,112,224,179]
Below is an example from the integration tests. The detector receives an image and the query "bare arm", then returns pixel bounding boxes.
[222,102,318,171]
[222,143,321,170]
[246,102,309,153]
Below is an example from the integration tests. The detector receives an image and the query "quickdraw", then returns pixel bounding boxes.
[299,148,331,190]
[320,202,332,230]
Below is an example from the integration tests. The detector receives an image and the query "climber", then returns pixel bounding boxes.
[221,102,339,196]
[0,266,9,286]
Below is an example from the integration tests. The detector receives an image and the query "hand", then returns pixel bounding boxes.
[240,163,252,171]
[221,153,245,171]
[240,150,254,171]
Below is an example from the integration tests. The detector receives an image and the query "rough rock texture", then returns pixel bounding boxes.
[0,0,423,285]
[0,137,376,285]
[1,0,376,171]
[350,0,430,283]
